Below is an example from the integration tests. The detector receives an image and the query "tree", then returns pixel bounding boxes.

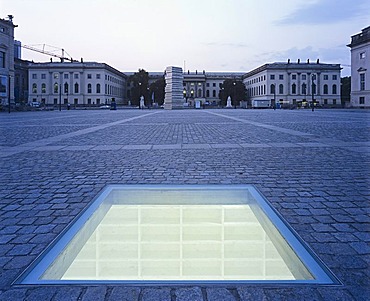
[149,77,165,105]
[341,76,351,107]
[219,79,246,107]
[128,69,149,106]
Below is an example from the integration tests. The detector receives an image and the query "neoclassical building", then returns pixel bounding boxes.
[243,60,342,108]
[0,16,16,107]
[28,62,126,107]
[182,71,244,106]
[348,26,370,108]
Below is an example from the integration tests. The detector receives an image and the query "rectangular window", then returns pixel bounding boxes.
[219,83,222,88]
[323,75,328,80]
[74,74,79,79]
[54,98,58,105]
[279,75,284,80]
[332,75,337,80]
[360,52,366,59]
[333,99,336,105]
[324,99,328,105]
[213,83,216,87]
[87,74,92,79]
[206,83,210,87]
[41,74,46,79]
[0,51,5,68]
[64,74,69,79]
[32,74,37,79]
[74,98,78,105]
[302,74,307,80]
[270,75,275,80]
[292,74,297,80]
[96,99,100,105]
[96,74,101,79]
[359,97,365,104]
[64,99,68,104]
[360,73,365,91]
[87,98,92,105]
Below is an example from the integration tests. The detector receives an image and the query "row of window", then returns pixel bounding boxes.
[247,83,338,97]
[246,73,338,85]
[32,73,123,85]
[31,82,123,96]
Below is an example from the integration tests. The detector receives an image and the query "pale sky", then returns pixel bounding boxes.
[1,0,370,76]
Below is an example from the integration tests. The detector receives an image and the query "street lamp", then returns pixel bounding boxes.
[8,74,11,113]
[233,81,236,108]
[311,74,315,111]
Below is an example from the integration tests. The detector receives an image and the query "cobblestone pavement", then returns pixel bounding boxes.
[0,109,369,301]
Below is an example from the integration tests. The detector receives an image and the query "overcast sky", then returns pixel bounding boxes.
[1,0,369,76]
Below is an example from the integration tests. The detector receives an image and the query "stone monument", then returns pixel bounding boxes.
[164,66,184,110]
[226,96,232,108]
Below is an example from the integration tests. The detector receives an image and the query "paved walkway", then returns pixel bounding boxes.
[0,109,369,300]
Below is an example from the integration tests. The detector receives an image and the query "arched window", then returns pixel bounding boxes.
[323,84,328,94]
[87,83,92,94]
[54,83,58,94]
[74,83,79,93]
[279,84,284,94]
[198,89,202,97]
[41,83,46,93]
[312,83,316,94]
[270,84,275,94]
[96,83,101,94]
[32,83,37,93]
[291,83,296,94]
[64,82,69,94]
[332,84,337,94]
[206,90,210,97]
[212,90,216,97]
[302,83,307,95]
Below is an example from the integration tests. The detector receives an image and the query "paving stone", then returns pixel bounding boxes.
[175,287,203,301]
[25,287,57,301]
[238,287,266,300]
[0,289,27,301]
[108,287,140,301]
[206,288,236,301]
[141,288,171,301]
[81,286,108,301]
[53,287,83,301]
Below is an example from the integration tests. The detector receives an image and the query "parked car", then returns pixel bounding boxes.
[99,105,110,109]
[29,101,41,108]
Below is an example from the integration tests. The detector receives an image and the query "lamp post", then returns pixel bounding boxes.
[233,81,236,108]
[8,74,11,113]
[311,74,315,111]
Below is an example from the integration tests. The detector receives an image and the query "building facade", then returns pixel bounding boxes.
[182,71,243,106]
[14,58,29,105]
[28,62,126,107]
[243,60,342,108]
[0,16,16,108]
[347,26,370,108]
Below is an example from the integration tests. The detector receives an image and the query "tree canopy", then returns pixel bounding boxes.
[128,69,149,106]
[149,77,165,105]
[219,79,246,106]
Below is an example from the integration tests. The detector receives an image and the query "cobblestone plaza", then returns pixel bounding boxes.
[0,109,369,300]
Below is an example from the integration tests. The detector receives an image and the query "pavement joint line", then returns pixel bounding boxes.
[0,111,160,157]
[204,111,315,137]
[204,111,366,150]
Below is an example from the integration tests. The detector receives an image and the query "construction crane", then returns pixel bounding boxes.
[21,44,79,62]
